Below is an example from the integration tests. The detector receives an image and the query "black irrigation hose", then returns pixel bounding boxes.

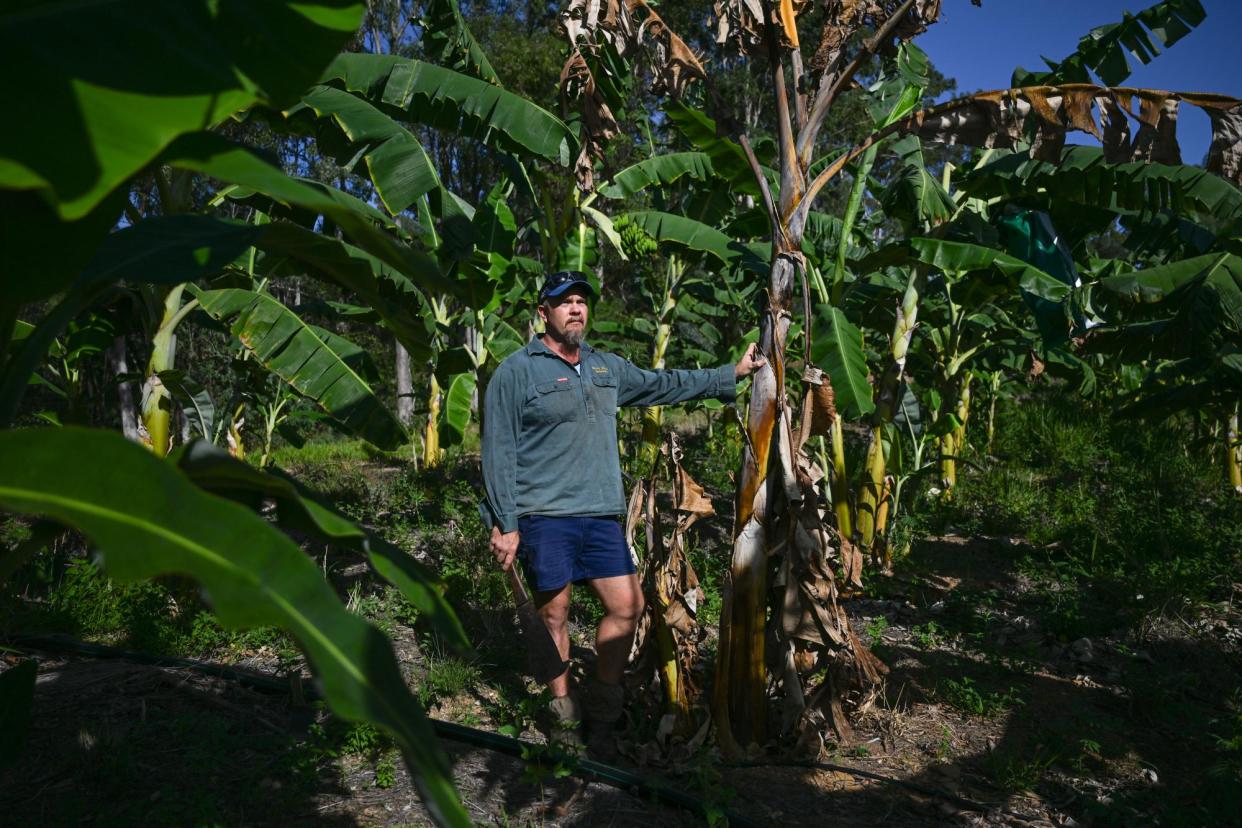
[5,633,762,828]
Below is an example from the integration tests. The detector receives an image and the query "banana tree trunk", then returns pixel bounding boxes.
[638,258,683,472]
[1228,407,1241,495]
[715,250,799,750]
[985,372,1000,453]
[940,371,973,491]
[140,286,188,456]
[423,373,442,468]
[857,269,923,550]
[828,421,852,539]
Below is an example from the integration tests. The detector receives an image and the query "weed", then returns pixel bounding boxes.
[936,725,953,760]
[942,391,1242,639]
[373,751,398,789]
[939,677,1023,718]
[910,621,943,648]
[865,616,890,647]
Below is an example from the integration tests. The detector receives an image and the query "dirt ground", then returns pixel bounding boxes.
[3,533,1239,826]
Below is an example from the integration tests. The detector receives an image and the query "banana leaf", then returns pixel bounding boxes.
[191,287,407,450]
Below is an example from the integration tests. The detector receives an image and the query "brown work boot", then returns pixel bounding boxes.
[547,693,584,752]
[583,678,624,763]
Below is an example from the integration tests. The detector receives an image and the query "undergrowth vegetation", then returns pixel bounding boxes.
[924,390,1242,639]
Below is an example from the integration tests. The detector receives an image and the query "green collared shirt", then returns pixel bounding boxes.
[480,336,737,532]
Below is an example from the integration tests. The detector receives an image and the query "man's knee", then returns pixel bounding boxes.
[536,586,571,628]
[605,586,644,625]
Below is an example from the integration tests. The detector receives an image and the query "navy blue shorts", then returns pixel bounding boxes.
[517,515,635,593]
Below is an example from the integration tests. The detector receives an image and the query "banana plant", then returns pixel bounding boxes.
[1083,251,1242,493]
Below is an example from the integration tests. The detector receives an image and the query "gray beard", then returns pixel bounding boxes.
[562,327,584,346]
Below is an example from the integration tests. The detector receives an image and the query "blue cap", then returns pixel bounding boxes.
[539,270,596,303]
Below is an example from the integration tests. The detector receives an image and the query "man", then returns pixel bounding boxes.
[480,269,764,757]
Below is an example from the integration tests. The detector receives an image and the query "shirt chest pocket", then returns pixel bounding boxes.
[525,380,577,424]
[590,372,618,417]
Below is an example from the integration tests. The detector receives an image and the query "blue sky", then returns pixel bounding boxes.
[916,0,1242,163]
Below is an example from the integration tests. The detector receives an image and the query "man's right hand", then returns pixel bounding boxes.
[490,525,520,571]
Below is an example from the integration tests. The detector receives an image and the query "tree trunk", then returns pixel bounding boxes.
[395,340,414,428]
[829,420,852,539]
[106,335,140,442]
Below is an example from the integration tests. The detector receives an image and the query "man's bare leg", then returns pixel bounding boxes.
[534,583,573,697]
[589,573,645,684]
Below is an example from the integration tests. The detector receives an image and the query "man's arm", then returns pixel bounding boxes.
[616,342,765,408]
[481,364,522,570]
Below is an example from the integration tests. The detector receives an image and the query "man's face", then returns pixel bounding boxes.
[539,288,590,346]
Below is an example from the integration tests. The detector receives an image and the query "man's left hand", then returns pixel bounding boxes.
[735,342,766,379]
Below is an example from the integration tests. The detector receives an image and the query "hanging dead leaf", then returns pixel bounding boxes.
[903,85,1242,183]
[560,0,706,188]
[675,466,715,519]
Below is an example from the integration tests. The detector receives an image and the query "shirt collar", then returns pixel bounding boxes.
[526,334,593,358]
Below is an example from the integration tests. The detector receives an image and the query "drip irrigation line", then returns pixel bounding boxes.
[6,633,761,828]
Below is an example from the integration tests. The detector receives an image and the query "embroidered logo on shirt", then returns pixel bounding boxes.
[591,366,609,375]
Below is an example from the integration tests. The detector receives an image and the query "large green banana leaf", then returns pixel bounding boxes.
[420,0,501,83]
[0,213,449,427]
[0,427,469,827]
[860,238,1072,302]
[191,287,407,450]
[171,441,468,651]
[0,1,363,304]
[624,211,766,272]
[1098,252,1242,304]
[600,152,719,199]
[810,306,876,420]
[320,54,574,164]
[440,372,477,447]
[965,147,1242,226]
[1011,0,1205,86]
[879,135,955,229]
[663,102,776,196]
[0,0,363,219]
[164,132,456,298]
[285,85,441,216]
